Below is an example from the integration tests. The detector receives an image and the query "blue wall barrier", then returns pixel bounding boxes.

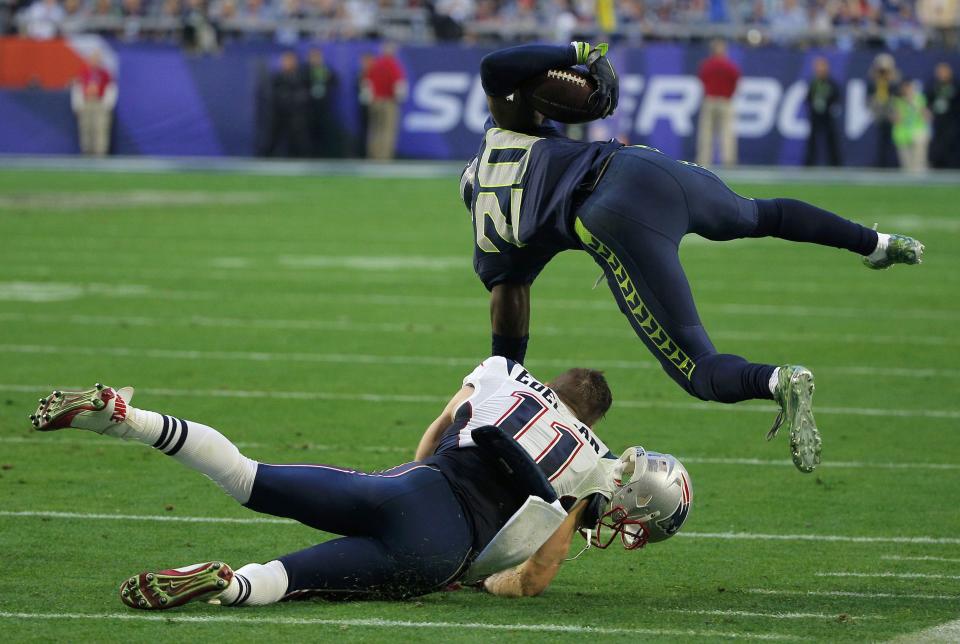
[1,41,957,165]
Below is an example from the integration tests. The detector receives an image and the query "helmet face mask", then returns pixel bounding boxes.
[583,446,692,551]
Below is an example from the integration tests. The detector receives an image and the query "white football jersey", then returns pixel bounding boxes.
[457,356,618,502]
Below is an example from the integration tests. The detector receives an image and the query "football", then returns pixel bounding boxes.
[520,67,598,124]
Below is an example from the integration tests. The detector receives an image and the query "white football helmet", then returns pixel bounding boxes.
[590,447,692,550]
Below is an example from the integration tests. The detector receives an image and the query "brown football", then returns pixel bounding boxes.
[520,68,598,124]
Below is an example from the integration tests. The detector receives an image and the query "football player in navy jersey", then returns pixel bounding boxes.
[29,359,691,607]
[461,42,926,474]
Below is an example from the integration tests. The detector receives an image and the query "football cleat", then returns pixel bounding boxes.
[863,234,925,270]
[119,561,234,610]
[30,383,134,433]
[767,366,821,473]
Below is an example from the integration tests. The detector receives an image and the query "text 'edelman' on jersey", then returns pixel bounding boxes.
[441,356,617,503]
[468,118,622,290]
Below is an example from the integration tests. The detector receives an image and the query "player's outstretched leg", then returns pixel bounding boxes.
[744,198,925,269]
[767,365,821,473]
[31,383,258,502]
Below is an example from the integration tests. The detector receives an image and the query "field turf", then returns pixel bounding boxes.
[0,168,958,642]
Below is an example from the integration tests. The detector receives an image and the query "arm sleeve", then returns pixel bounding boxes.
[480,44,577,97]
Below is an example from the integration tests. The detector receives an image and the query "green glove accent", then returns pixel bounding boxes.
[570,41,591,65]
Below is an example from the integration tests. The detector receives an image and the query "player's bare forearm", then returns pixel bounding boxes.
[490,283,530,337]
[483,500,587,597]
[415,385,473,461]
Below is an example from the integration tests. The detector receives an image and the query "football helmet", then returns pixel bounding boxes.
[459,156,478,211]
[589,447,692,550]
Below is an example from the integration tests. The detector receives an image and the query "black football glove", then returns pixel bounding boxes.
[583,43,618,120]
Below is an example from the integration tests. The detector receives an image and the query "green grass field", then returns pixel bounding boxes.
[0,168,958,642]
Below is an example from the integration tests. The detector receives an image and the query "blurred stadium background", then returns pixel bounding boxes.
[2,1,960,642]
[1,0,959,167]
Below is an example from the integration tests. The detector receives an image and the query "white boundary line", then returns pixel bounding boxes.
[745,589,960,601]
[3,154,960,186]
[881,555,960,563]
[1,343,957,380]
[3,510,959,545]
[5,436,956,472]
[663,609,883,620]
[1,311,958,347]
[0,611,804,640]
[817,572,960,580]
[2,383,957,421]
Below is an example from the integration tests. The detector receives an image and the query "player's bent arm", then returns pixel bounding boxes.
[414,385,473,461]
[483,499,587,598]
[479,44,578,98]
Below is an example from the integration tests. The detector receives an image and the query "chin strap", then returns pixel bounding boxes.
[566,529,593,562]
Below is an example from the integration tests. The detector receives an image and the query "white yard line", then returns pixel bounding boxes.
[881,555,960,563]
[0,611,803,640]
[2,383,957,420]
[746,589,960,601]
[680,532,960,545]
[5,436,957,471]
[3,510,959,546]
[817,572,960,580]
[663,609,883,620]
[1,383,957,420]
[1,311,959,347]
[679,457,960,471]
[0,280,957,321]
[0,343,956,380]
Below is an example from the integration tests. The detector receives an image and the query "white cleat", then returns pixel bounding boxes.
[30,383,135,433]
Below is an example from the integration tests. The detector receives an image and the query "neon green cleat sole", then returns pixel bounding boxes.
[768,366,821,473]
[119,561,233,610]
[863,234,925,270]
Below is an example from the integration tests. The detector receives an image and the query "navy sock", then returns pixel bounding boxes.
[492,334,529,364]
[753,198,878,256]
[691,354,776,403]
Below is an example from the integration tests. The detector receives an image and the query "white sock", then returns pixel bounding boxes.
[866,232,891,261]
[768,368,780,396]
[218,560,289,607]
[111,408,258,503]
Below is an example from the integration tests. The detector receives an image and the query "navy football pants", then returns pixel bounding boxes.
[243,461,474,600]
[575,146,878,403]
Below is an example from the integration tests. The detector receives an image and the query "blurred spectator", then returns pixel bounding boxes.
[71,48,117,156]
[770,0,808,44]
[868,53,901,168]
[268,51,312,157]
[429,0,471,40]
[120,0,144,40]
[305,48,341,157]
[364,42,407,160]
[356,52,373,157]
[696,39,740,167]
[20,0,64,39]
[926,62,959,167]
[182,0,219,52]
[892,79,931,172]
[918,0,960,48]
[805,56,842,166]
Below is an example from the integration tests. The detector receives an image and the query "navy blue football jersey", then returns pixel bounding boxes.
[468,117,622,290]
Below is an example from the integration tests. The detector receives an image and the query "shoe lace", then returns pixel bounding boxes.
[766,410,784,441]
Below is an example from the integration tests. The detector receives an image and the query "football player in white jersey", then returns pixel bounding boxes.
[29,357,691,607]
